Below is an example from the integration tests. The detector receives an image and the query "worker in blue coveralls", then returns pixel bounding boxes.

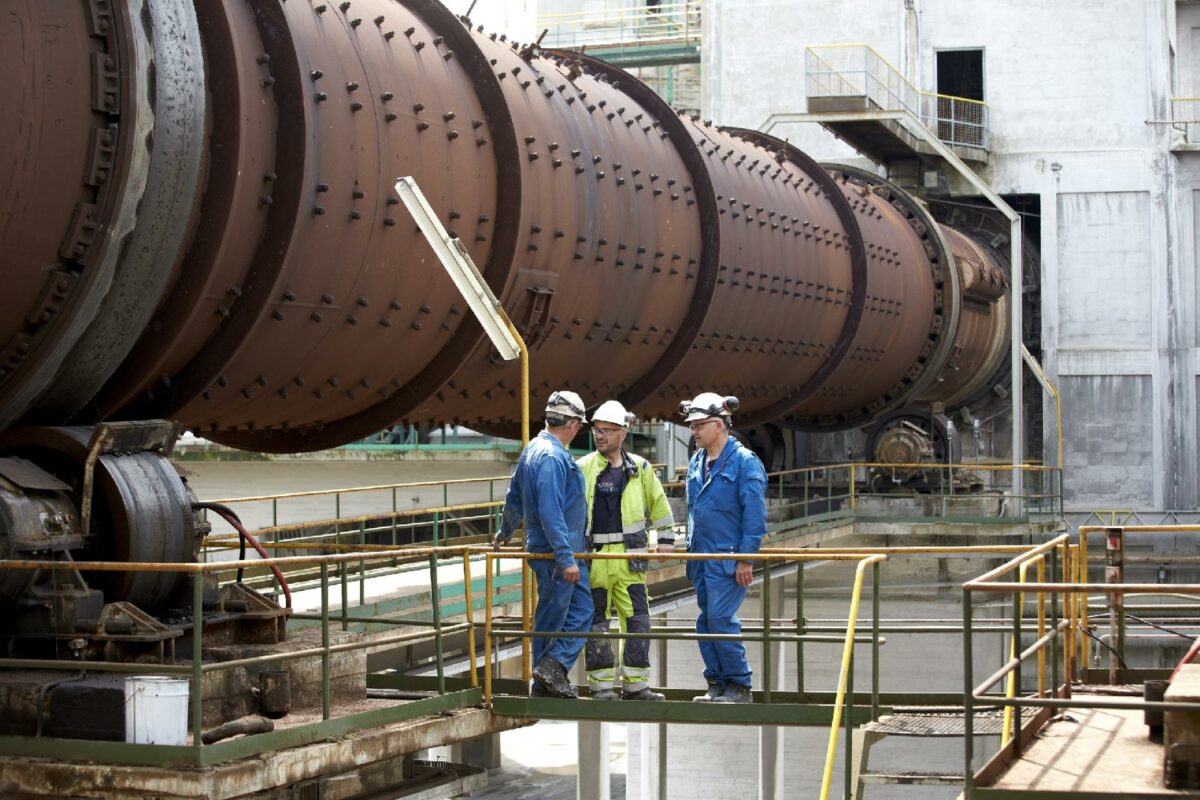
[494,390,591,698]
[680,392,767,704]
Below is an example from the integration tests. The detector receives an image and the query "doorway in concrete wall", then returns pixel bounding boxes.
[936,48,985,101]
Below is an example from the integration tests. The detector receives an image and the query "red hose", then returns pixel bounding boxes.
[196,503,292,609]
[1172,637,1200,682]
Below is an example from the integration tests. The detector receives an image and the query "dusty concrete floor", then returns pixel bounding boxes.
[992,705,1177,793]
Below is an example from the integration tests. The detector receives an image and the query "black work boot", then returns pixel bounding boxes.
[711,683,753,704]
[532,656,577,698]
[692,681,724,703]
[622,687,666,702]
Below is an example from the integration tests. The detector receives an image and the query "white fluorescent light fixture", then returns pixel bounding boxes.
[393,176,521,361]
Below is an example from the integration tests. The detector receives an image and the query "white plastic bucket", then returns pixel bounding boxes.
[124,676,190,745]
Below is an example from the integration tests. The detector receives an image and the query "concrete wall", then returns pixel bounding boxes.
[700,0,1196,511]
[443,0,537,40]
[1061,375,1155,506]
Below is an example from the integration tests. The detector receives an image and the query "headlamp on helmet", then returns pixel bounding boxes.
[545,389,586,423]
[678,392,740,423]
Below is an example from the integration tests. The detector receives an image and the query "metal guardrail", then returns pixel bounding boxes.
[211,460,1065,546]
[1172,98,1200,123]
[0,544,489,766]
[485,547,885,800]
[638,64,701,112]
[538,0,701,50]
[198,459,1060,621]
[961,526,1200,796]
[805,44,989,150]
[761,462,1063,521]
[0,532,1090,797]
[208,474,512,535]
[1067,508,1200,532]
[488,542,1075,799]
[1173,97,1200,144]
[201,461,1062,598]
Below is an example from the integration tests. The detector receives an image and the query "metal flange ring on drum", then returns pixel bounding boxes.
[0,427,196,610]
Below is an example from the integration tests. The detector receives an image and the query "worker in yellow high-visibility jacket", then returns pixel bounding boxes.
[577,400,675,701]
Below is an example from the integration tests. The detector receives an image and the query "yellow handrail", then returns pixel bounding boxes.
[1022,343,1063,472]
[818,554,888,800]
[484,549,887,706]
[463,554,478,688]
[484,553,495,702]
[1000,555,1045,746]
[807,43,987,107]
[805,42,989,151]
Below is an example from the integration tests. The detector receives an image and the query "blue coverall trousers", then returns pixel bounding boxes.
[530,559,592,670]
[687,558,751,688]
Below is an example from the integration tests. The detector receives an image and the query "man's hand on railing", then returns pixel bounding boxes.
[492,531,511,551]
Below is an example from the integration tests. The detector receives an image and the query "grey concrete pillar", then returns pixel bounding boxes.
[639,632,670,799]
[572,641,610,799]
[578,720,610,800]
[759,575,788,800]
[451,733,502,770]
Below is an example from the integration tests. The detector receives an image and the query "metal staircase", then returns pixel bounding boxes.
[801,44,989,180]
[852,707,1036,797]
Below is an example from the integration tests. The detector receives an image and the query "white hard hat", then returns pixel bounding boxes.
[679,392,741,423]
[592,400,636,428]
[545,389,586,421]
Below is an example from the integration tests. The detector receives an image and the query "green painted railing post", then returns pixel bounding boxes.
[871,561,880,720]
[391,487,398,546]
[844,648,854,800]
[340,560,349,632]
[1050,546,1060,692]
[271,498,279,597]
[963,588,974,797]
[430,552,445,694]
[192,573,204,748]
[762,562,772,704]
[359,521,366,607]
[1010,586,1023,751]
[796,566,805,697]
[321,563,331,720]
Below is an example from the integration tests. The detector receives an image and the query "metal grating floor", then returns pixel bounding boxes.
[864,708,1038,737]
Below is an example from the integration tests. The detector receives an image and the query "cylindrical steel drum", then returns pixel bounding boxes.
[0,1,1010,451]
